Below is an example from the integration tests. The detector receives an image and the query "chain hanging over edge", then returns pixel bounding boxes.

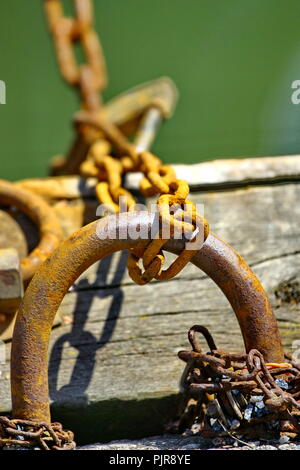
[44,0,201,283]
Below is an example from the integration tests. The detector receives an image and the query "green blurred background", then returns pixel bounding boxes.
[1,0,300,181]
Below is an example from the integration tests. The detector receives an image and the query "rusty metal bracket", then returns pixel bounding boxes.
[9,211,283,433]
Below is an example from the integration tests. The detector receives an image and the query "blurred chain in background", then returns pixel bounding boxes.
[44,0,209,285]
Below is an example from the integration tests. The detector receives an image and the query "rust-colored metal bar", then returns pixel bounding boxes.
[11,212,284,423]
[0,180,63,281]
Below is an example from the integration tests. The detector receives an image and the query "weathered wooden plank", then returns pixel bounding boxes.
[128,154,300,190]
[66,183,300,288]
[1,181,300,444]
[17,154,300,198]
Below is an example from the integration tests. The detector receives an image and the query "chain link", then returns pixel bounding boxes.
[170,325,300,437]
[45,0,210,283]
[45,0,116,175]
[45,0,107,111]
[127,174,209,284]
[78,142,210,283]
[0,417,75,450]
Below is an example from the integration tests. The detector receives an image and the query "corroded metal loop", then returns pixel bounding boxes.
[127,248,166,285]
[0,180,63,281]
[188,325,217,353]
[95,182,136,213]
[139,151,176,197]
[91,155,137,211]
[11,211,283,424]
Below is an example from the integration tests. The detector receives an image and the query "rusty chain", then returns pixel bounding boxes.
[127,173,209,284]
[45,0,139,175]
[0,1,211,451]
[0,179,63,282]
[81,146,210,283]
[170,325,300,439]
[0,0,292,452]
[45,0,107,111]
[45,0,210,284]
[0,417,75,450]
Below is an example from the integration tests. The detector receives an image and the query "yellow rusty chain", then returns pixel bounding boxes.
[79,138,138,212]
[45,0,209,283]
[80,145,210,283]
[44,0,107,111]
[127,165,210,284]
[45,0,139,175]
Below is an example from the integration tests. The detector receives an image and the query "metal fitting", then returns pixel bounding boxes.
[10,211,283,428]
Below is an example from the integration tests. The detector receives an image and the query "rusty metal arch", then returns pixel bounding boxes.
[11,211,284,423]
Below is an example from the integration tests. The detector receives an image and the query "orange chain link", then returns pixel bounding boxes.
[80,145,210,283]
[44,0,107,111]
[127,167,210,284]
[44,0,129,175]
[45,0,210,284]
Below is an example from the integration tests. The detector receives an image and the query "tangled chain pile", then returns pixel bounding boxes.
[169,325,300,439]
[0,417,75,450]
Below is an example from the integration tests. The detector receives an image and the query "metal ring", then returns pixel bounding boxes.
[0,179,63,281]
[11,211,283,423]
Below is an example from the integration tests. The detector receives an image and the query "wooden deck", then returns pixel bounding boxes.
[1,155,300,444]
